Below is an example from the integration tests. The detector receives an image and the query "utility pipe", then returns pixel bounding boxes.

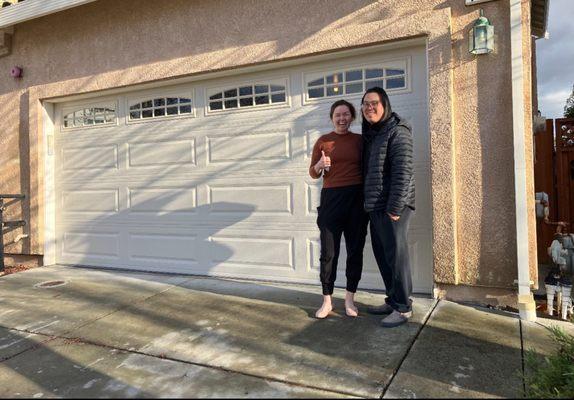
[510,0,536,321]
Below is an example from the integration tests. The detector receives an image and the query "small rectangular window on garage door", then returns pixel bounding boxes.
[127,92,194,123]
[206,78,289,115]
[304,59,409,103]
[62,102,117,130]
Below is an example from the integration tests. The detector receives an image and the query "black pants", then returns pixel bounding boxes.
[317,185,369,295]
[369,207,413,313]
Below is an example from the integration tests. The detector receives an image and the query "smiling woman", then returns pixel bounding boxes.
[361,86,416,328]
[308,99,369,319]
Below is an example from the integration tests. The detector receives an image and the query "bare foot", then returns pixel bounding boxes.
[345,303,358,317]
[315,295,333,319]
[345,291,359,317]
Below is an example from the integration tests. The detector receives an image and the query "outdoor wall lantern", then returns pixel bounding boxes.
[469,9,494,55]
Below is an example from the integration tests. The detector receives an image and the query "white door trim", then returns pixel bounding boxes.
[43,101,57,265]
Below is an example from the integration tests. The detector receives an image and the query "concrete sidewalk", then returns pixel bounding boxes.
[0,265,571,398]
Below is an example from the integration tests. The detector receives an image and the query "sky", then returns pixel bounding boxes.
[536,0,574,118]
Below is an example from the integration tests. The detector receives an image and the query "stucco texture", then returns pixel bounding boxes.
[0,0,537,289]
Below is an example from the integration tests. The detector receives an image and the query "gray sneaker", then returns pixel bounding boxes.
[367,303,395,315]
[380,310,412,328]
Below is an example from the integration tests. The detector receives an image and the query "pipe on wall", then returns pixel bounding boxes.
[510,0,537,321]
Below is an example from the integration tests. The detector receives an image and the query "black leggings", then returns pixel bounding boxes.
[317,185,369,295]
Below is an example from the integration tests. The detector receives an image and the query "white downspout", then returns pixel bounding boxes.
[510,0,536,321]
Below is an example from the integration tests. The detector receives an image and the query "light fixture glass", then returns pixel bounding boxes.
[469,9,494,55]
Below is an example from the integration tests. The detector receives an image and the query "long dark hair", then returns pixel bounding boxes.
[361,86,393,124]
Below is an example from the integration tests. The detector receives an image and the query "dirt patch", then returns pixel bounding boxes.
[0,263,40,276]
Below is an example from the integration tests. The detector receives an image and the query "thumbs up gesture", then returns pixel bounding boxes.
[315,150,331,174]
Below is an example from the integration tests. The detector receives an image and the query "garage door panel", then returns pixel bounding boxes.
[58,130,123,143]
[304,127,332,158]
[55,46,433,293]
[62,189,119,214]
[128,233,199,264]
[125,117,197,133]
[62,231,120,260]
[57,169,123,183]
[127,139,197,168]
[127,186,198,214]
[206,130,292,164]
[391,112,429,162]
[412,167,432,227]
[208,235,295,271]
[120,129,200,145]
[207,184,292,216]
[61,168,201,184]
[306,238,321,273]
[305,181,322,215]
[62,145,118,171]
[408,231,434,292]
[59,214,314,229]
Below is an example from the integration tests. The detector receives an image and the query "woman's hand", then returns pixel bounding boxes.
[314,150,331,174]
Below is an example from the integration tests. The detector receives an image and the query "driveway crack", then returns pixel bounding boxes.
[379,298,440,399]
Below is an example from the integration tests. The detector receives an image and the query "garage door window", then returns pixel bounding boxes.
[63,104,116,129]
[305,61,408,101]
[207,81,287,113]
[128,96,193,121]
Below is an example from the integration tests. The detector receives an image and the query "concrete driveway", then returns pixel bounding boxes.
[0,265,568,398]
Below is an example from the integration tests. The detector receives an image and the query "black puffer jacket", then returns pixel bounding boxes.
[362,112,415,215]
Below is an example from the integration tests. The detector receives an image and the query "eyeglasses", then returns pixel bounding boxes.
[361,100,380,109]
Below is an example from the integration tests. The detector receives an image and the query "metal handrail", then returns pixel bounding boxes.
[0,194,26,272]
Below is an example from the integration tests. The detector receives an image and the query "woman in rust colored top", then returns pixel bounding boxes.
[309,99,369,319]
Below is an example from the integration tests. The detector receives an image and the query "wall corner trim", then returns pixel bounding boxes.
[510,0,536,322]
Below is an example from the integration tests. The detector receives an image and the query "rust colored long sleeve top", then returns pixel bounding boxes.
[309,131,363,188]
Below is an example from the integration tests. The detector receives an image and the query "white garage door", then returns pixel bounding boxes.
[54,45,433,293]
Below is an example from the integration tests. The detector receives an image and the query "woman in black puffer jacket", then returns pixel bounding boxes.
[361,86,415,328]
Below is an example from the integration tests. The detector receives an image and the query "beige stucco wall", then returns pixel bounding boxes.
[0,0,537,290]
[446,0,537,288]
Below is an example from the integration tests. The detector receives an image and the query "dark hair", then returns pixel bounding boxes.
[361,86,393,123]
[329,99,356,120]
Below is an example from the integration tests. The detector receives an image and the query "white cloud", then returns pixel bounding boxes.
[539,89,571,119]
[539,89,570,103]
[536,0,574,118]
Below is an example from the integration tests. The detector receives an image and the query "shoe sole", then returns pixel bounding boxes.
[367,308,394,315]
[380,318,409,328]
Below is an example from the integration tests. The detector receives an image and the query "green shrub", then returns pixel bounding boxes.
[524,326,574,398]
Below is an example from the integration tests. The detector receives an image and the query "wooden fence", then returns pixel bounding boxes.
[535,118,574,264]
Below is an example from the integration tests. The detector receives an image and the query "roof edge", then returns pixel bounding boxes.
[531,0,550,39]
[0,0,98,29]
